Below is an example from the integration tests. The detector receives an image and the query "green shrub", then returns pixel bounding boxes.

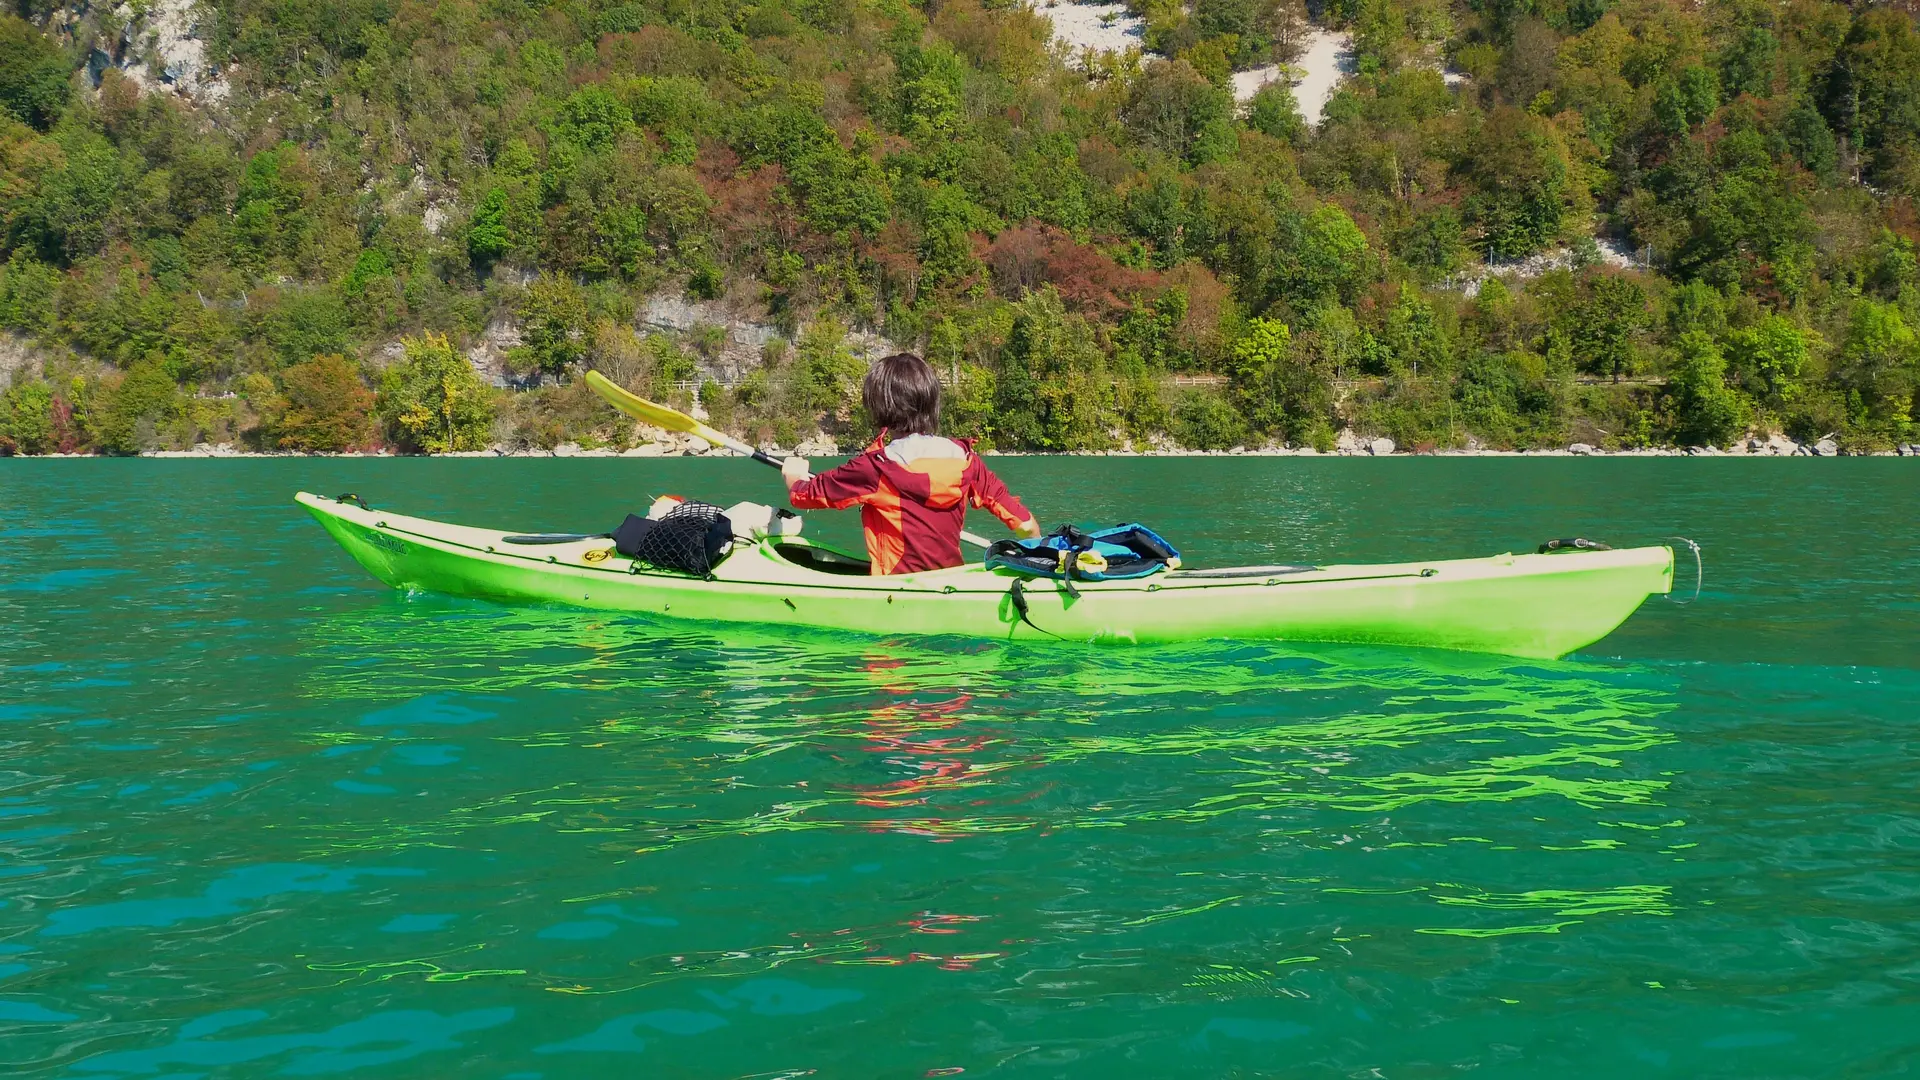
[1172,389,1248,450]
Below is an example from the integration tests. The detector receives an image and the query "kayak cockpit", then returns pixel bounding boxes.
[767,540,871,576]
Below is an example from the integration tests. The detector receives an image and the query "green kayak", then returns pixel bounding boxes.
[296,492,1674,659]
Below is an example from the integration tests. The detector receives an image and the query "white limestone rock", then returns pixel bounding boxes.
[793,434,840,457]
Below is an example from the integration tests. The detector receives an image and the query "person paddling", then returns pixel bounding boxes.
[783,353,1041,575]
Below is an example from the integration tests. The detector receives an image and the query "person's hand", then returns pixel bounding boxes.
[781,456,810,488]
[1015,516,1042,539]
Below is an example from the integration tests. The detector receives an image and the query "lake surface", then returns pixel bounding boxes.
[2,458,1916,1077]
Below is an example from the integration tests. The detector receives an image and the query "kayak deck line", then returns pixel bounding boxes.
[376,515,1442,595]
[296,491,1675,658]
[1169,565,1319,578]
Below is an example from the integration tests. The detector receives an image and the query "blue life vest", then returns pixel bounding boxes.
[984,523,1182,582]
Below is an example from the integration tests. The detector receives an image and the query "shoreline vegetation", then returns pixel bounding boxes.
[5,0,1920,461]
[24,429,1920,457]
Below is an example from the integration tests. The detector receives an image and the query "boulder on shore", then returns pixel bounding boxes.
[1568,442,1595,455]
[1367,437,1396,456]
[1812,437,1840,457]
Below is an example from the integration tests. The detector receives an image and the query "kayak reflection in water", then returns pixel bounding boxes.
[782,353,1042,576]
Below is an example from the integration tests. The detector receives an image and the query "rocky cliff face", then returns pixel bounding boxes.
[636,296,906,390]
[40,0,229,107]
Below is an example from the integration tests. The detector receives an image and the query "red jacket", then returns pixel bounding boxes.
[789,435,1031,575]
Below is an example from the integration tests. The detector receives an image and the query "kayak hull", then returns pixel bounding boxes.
[295,492,1673,659]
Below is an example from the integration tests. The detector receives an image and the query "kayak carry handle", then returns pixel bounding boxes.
[1537,537,1611,554]
[1660,535,1703,605]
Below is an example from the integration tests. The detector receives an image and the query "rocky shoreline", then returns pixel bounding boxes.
[6,432,1912,459]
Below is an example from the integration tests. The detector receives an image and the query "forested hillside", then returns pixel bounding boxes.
[1,0,1918,455]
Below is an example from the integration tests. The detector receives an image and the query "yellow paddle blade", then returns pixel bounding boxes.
[583,371,702,434]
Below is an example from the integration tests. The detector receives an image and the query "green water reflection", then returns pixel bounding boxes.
[291,599,1685,981]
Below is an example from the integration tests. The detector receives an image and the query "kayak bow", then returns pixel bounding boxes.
[296,492,1674,659]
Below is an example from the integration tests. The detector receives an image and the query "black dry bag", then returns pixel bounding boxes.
[623,501,734,575]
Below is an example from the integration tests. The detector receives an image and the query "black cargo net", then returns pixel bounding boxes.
[634,501,734,576]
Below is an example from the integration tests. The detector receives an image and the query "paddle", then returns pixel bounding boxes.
[583,371,992,549]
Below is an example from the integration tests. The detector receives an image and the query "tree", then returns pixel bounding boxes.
[993,288,1115,450]
[1668,331,1747,446]
[1459,108,1576,259]
[1267,0,1309,63]
[1123,60,1236,166]
[377,333,496,453]
[0,380,54,454]
[1228,316,1292,434]
[253,288,353,368]
[0,17,70,131]
[1655,66,1721,135]
[1380,287,1450,376]
[1270,204,1371,313]
[1834,301,1917,428]
[1393,208,1464,278]
[1570,273,1652,380]
[0,251,58,332]
[467,187,512,268]
[1724,315,1813,408]
[1657,129,1812,290]
[554,86,635,153]
[340,249,392,299]
[1719,25,1777,100]
[273,354,374,451]
[1782,103,1837,180]
[511,275,591,376]
[88,361,183,455]
[793,317,865,420]
[1497,18,1560,107]
[1824,10,1920,187]
[1194,0,1263,43]
[787,130,890,240]
[1666,279,1726,339]
[1866,228,1917,299]
[230,143,321,272]
[1246,82,1305,144]
[18,129,122,263]
[1226,316,1331,441]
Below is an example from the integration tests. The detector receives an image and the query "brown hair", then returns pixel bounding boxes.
[863,353,942,437]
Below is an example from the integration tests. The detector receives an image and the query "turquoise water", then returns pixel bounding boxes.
[1,459,1916,1077]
